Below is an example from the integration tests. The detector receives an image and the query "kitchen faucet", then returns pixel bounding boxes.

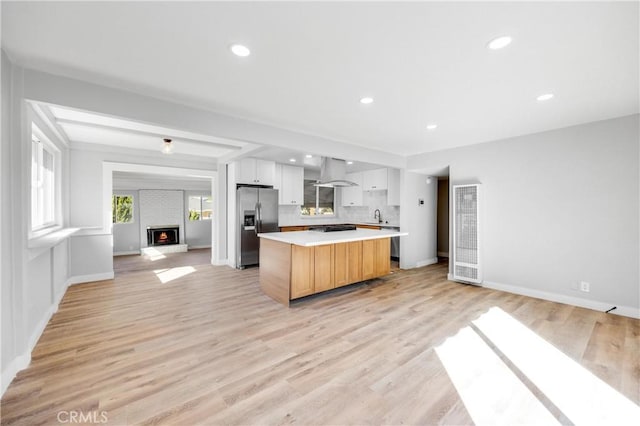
[374,209,382,223]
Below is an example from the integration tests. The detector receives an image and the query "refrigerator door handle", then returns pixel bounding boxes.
[255,202,260,234]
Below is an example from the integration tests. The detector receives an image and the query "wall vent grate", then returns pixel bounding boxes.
[452,184,482,284]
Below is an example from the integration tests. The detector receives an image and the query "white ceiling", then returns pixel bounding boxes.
[3,2,638,156]
[44,104,245,158]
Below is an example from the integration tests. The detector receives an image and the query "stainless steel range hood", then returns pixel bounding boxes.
[314,157,358,187]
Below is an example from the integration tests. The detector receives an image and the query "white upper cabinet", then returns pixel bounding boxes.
[341,172,364,206]
[279,164,304,205]
[237,158,276,186]
[387,168,401,206]
[362,168,388,191]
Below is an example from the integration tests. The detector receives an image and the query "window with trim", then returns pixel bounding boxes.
[30,130,57,231]
[188,195,212,221]
[301,179,335,216]
[112,195,134,224]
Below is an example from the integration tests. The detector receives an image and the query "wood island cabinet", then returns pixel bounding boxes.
[314,244,335,293]
[334,243,349,287]
[260,237,391,306]
[362,240,376,280]
[347,241,363,284]
[374,238,391,276]
[291,245,314,299]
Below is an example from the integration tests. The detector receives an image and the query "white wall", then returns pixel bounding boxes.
[1,49,16,394]
[1,52,73,395]
[408,114,640,317]
[399,171,438,269]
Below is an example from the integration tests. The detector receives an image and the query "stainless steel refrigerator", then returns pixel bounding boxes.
[236,186,279,268]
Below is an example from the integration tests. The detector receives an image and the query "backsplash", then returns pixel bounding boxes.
[340,191,400,225]
[278,190,400,226]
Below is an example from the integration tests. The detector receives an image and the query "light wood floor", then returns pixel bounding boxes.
[113,248,212,274]
[1,255,638,425]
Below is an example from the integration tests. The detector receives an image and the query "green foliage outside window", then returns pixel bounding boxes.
[188,195,212,221]
[112,195,134,224]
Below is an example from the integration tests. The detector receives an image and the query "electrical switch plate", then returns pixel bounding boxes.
[580,281,590,292]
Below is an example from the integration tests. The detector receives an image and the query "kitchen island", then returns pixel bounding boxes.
[257,228,407,306]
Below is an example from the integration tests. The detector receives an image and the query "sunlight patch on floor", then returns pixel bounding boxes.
[144,247,166,261]
[435,327,559,425]
[154,266,196,284]
[473,307,640,425]
[436,306,639,425]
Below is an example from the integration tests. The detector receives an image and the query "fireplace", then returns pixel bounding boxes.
[147,225,179,246]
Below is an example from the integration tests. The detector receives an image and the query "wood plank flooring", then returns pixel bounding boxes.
[1,255,638,425]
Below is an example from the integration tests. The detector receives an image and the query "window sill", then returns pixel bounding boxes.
[28,227,80,250]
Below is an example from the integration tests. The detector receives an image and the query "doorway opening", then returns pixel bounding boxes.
[104,163,217,276]
[437,175,450,265]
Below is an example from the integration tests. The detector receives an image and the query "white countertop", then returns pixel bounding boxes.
[258,228,408,247]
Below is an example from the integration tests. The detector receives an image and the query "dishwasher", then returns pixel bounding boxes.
[389,227,400,260]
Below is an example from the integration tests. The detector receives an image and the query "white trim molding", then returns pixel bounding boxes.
[415,258,439,268]
[447,273,639,318]
[1,354,31,396]
[482,280,640,319]
[211,257,229,266]
[67,272,114,286]
[113,250,140,256]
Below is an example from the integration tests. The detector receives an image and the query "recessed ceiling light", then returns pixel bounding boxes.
[536,93,554,102]
[289,158,296,162]
[346,161,354,165]
[305,154,312,158]
[230,44,251,57]
[426,124,438,130]
[360,97,374,105]
[487,36,512,50]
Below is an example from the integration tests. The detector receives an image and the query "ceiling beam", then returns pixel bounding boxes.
[55,117,243,151]
[22,68,406,169]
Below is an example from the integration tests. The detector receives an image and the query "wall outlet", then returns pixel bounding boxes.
[580,281,590,292]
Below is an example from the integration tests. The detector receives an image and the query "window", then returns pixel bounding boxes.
[112,195,134,224]
[30,132,56,230]
[188,195,212,221]
[301,179,335,216]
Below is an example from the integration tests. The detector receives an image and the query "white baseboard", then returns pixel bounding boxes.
[211,258,229,266]
[28,304,56,353]
[1,353,30,397]
[447,274,639,318]
[113,250,140,256]
[416,257,439,268]
[67,272,114,285]
[189,245,211,250]
[2,277,70,397]
[437,251,449,258]
[481,280,639,319]
[447,272,640,318]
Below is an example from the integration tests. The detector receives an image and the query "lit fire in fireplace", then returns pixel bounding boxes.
[147,226,179,247]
